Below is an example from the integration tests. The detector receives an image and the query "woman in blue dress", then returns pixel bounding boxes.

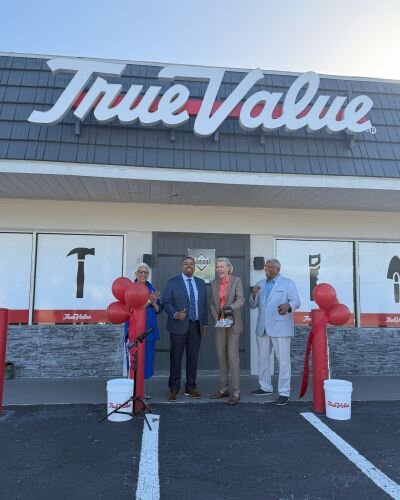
[124,263,162,383]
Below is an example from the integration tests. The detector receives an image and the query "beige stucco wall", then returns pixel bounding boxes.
[2,198,400,238]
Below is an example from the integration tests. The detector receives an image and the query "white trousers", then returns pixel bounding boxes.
[256,334,291,397]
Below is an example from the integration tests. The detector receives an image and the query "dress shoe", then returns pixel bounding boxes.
[184,389,202,398]
[274,395,289,406]
[228,394,240,405]
[250,388,274,396]
[168,390,177,402]
[210,390,230,399]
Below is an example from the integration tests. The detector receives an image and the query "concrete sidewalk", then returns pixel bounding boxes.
[4,373,400,405]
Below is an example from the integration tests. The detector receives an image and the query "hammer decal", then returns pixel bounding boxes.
[67,247,95,298]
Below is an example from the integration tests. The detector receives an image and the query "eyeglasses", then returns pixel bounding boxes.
[136,271,149,275]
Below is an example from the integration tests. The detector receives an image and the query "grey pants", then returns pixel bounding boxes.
[257,334,291,397]
[215,327,240,395]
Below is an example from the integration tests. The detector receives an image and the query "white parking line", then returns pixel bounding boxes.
[136,414,160,500]
[301,412,400,500]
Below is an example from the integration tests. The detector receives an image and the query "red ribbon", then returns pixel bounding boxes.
[299,316,327,398]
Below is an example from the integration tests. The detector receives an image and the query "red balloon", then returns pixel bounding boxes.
[313,283,338,310]
[124,282,149,309]
[112,277,132,302]
[107,301,130,324]
[328,303,351,326]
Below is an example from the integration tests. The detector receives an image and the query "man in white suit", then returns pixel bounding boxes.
[249,258,300,406]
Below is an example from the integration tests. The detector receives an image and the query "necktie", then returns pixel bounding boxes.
[265,279,274,301]
[187,279,197,320]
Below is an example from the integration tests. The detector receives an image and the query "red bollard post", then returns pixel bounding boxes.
[0,308,9,414]
[311,309,329,413]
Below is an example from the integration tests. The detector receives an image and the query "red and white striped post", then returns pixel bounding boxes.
[0,308,9,414]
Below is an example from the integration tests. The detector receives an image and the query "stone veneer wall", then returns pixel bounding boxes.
[6,325,125,378]
[5,325,400,378]
[292,326,400,377]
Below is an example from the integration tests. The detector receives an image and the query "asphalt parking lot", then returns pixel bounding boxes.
[1,401,399,500]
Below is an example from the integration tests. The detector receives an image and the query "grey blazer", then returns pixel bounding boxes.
[249,275,300,338]
[209,275,245,334]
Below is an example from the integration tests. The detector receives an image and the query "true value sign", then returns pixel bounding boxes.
[28,58,374,137]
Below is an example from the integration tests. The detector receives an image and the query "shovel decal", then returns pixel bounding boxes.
[309,253,321,301]
[387,255,400,303]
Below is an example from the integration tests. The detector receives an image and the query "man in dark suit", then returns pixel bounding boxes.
[162,256,208,401]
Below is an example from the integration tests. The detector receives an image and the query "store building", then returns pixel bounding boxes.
[1,53,400,379]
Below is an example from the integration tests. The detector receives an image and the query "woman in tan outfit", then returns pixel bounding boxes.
[209,257,245,405]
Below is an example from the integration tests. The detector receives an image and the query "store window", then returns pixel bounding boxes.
[359,242,400,327]
[0,232,33,324]
[32,233,124,324]
[276,239,355,325]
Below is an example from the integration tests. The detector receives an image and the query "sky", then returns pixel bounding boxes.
[0,0,400,80]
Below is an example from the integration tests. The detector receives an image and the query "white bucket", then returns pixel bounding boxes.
[324,379,353,421]
[106,378,134,422]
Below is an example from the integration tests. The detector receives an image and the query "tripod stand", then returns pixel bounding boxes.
[100,328,154,430]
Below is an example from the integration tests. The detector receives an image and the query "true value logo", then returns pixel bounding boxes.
[28,58,374,138]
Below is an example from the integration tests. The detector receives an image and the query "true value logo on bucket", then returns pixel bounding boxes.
[109,402,130,409]
[28,58,374,137]
[327,400,350,409]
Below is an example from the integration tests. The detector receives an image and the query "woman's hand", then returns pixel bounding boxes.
[149,290,161,305]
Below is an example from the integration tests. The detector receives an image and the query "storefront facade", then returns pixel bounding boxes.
[1,53,400,378]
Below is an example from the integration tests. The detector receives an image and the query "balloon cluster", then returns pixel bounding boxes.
[106,277,150,323]
[312,283,350,325]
